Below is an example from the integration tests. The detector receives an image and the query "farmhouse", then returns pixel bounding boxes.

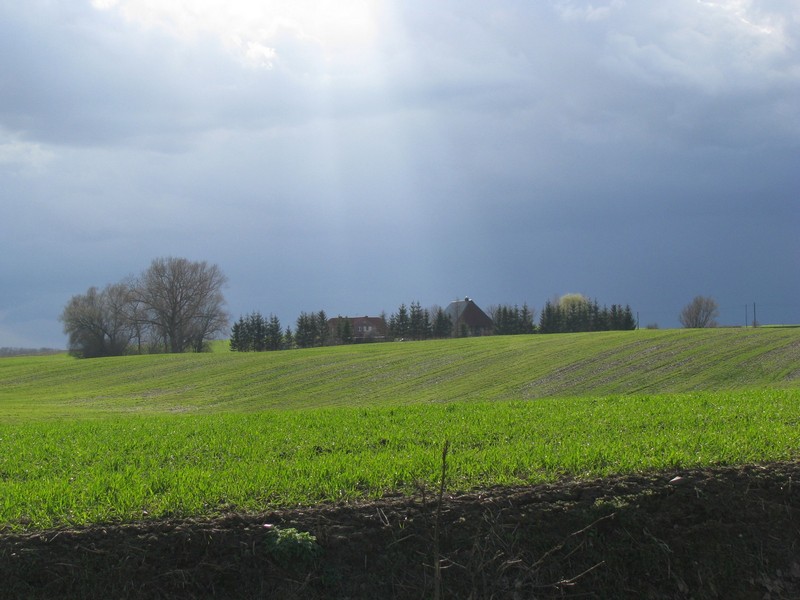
[327,316,388,343]
[445,297,494,336]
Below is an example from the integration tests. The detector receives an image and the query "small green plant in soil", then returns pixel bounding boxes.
[264,526,321,569]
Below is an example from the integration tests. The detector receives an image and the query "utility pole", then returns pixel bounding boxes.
[753,302,757,328]
[745,304,748,328]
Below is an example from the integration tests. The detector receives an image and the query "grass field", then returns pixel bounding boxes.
[1,328,798,418]
[1,328,799,531]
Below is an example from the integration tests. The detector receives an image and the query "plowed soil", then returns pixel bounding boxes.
[3,461,799,599]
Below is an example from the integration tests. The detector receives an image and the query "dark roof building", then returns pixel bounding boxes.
[445,297,494,336]
[327,316,388,343]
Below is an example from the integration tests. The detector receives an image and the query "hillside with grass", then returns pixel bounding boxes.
[3,327,800,599]
[1,327,798,418]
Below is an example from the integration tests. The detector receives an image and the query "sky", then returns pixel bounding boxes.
[1,0,798,348]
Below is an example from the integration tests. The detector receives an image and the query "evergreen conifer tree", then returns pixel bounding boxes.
[391,304,410,339]
[295,312,315,348]
[248,312,267,351]
[283,326,294,349]
[622,305,636,330]
[520,303,535,334]
[539,300,554,333]
[317,310,329,346]
[409,301,429,340]
[266,314,282,350]
[230,318,243,351]
[432,307,452,338]
[341,317,354,343]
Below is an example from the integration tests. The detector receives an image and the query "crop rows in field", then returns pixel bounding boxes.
[1,328,799,419]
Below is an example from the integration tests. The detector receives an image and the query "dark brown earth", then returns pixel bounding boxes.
[2,461,799,599]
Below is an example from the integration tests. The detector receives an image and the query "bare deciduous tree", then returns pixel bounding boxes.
[679,296,719,328]
[134,257,229,353]
[60,283,137,358]
[61,258,229,357]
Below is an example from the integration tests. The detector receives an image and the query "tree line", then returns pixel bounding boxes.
[60,257,229,358]
[229,294,637,353]
[489,304,536,335]
[539,294,636,333]
[59,257,728,359]
[0,347,63,358]
[230,302,458,352]
[229,310,334,351]
[387,302,453,340]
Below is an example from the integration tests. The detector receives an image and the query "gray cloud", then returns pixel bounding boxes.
[1,0,798,347]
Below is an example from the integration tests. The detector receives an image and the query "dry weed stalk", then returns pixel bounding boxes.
[433,440,449,600]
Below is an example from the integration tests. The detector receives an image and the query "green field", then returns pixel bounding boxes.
[1,328,799,530]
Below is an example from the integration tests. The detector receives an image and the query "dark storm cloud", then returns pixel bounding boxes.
[1,0,798,347]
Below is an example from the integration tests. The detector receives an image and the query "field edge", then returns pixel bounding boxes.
[2,458,799,599]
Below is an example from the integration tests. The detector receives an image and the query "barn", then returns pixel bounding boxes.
[444,297,494,336]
